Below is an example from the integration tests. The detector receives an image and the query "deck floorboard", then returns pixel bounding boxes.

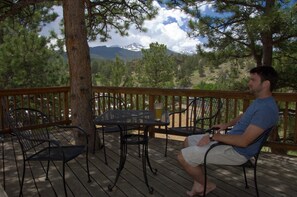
[0,132,296,197]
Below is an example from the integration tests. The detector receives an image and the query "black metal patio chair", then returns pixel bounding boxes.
[7,108,91,197]
[165,97,223,156]
[202,126,276,197]
[90,95,140,164]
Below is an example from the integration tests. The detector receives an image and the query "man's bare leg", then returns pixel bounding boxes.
[177,152,216,196]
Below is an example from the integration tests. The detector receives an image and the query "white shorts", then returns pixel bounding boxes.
[181,134,247,167]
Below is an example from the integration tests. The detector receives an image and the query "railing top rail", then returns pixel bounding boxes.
[0,86,70,96]
[0,86,295,99]
[92,86,297,101]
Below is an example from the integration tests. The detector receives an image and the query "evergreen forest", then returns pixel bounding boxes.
[1,1,297,93]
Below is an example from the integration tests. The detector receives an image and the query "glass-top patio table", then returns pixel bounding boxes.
[94,109,169,194]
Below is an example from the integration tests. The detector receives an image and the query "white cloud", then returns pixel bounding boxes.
[41,1,202,53]
[40,6,63,36]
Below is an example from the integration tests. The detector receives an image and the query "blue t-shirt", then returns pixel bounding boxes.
[229,96,279,159]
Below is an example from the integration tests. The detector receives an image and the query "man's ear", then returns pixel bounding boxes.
[262,80,270,89]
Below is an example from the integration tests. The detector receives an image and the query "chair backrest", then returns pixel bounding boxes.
[187,97,222,129]
[251,126,275,160]
[89,95,127,118]
[7,108,51,152]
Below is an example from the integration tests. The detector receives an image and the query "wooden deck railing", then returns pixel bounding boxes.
[0,87,71,133]
[1,86,296,154]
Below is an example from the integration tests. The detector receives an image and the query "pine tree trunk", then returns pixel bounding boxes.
[261,0,274,67]
[62,0,96,150]
[261,32,273,66]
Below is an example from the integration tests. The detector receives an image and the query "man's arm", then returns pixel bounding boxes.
[212,124,264,147]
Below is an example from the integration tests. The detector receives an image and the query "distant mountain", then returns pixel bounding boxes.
[89,43,181,61]
[89,45,142,61]
[122,43,146,52]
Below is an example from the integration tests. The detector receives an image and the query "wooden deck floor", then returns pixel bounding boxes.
[0,132,297,197]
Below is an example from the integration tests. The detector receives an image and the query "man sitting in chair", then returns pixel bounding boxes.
[177,66,279,196]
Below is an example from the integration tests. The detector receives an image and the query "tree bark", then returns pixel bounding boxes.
[62,0,96,150]
[261,0,274,66]
[261,31,273,66]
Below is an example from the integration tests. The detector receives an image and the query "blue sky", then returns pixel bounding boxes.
[41,1,210,53]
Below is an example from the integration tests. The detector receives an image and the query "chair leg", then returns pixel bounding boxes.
[102,132,108,165]
[19,160,26,197]
[85,149,91,183]
[45,160,50,180]
[242,166,249,189]
[165,126,168,157]
[138,129,141,158]
[253,165,259,197]
[62,162,68,197]
[92,131,96,154]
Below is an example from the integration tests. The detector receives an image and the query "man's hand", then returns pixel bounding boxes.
[197,134,211,146]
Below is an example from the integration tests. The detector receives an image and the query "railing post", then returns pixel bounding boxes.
[0,96,4,133]
[149,95,155,138]
[242,98,250,112]
[0,96,9,134]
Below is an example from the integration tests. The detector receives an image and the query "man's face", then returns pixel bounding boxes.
[248,73,263,95]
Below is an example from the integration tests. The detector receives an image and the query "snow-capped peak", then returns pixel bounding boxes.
[122,43,144,52]
[179,49,196,55]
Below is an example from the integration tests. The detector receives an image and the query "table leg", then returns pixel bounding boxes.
[108,125,158,194]
[142,142,154,194]
[145,141,157,175]
[108,126,127,191]
[143,126,157,175]
[141,126,158,194]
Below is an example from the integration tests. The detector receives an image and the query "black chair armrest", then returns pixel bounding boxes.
[168,108,187,116]
[206,141,225,153]
[204,127,232,135]
[21,135,61,147]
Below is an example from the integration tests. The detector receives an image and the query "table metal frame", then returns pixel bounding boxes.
[95,110,169,194]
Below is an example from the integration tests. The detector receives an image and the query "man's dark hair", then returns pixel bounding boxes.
[250,66,278,91]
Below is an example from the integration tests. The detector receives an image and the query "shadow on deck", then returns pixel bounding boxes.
[0,132,296,197]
